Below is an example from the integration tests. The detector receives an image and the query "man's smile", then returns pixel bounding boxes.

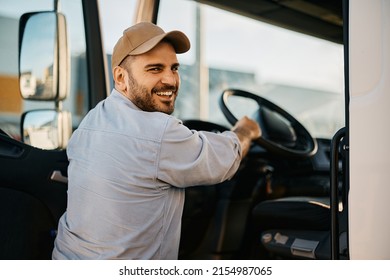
[155,91,174,97]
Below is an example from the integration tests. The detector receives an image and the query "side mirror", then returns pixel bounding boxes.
[19,11,69,101]
[21,109,72,150]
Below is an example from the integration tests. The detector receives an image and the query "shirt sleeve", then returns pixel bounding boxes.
[157,117,242,187]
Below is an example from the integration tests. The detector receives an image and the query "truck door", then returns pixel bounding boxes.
[348,0,390,259]
[0,0,106,259]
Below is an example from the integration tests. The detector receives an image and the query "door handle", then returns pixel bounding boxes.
[50,170,68,184]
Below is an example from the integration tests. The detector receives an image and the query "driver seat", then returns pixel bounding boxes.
[252,196,330,231]
[250,196,335,259]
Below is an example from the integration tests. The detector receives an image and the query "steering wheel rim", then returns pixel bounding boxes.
[219,89,318,159]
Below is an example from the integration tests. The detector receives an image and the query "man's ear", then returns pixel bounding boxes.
[113,66,127,92]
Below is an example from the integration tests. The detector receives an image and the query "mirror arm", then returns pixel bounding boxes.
[56,100,63,111]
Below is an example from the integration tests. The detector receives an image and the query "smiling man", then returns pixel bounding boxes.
[52,22,260,260]
[112,23,186,115]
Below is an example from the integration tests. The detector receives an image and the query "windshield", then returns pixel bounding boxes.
[157,0,344,139]
[97,0,344,140]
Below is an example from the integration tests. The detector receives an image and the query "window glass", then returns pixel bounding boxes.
[98,0,137,89]
[0,0,88,141]
[61,0,89,126]
[158,0,344,139]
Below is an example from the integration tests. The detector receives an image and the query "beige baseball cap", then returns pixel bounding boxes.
[111,22,191,69]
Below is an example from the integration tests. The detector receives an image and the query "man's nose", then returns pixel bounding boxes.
[161,71,177,86]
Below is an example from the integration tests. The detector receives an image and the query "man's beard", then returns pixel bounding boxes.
[127,73,177,115]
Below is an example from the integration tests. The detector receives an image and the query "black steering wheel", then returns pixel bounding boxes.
[219,89,317,159]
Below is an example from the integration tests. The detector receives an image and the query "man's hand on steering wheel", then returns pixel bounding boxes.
[231,116,261,158]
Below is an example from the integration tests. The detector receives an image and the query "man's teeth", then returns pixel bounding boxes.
[156,91,173,96]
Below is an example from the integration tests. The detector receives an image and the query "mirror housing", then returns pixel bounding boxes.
[19,11,69,101]
[21,109,72,150]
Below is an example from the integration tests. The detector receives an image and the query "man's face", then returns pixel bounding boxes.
[122,42,181,114]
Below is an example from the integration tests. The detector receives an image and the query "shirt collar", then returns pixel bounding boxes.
[110,88,142,111]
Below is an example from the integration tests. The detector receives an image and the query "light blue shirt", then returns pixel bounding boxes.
[52,89,242,259]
